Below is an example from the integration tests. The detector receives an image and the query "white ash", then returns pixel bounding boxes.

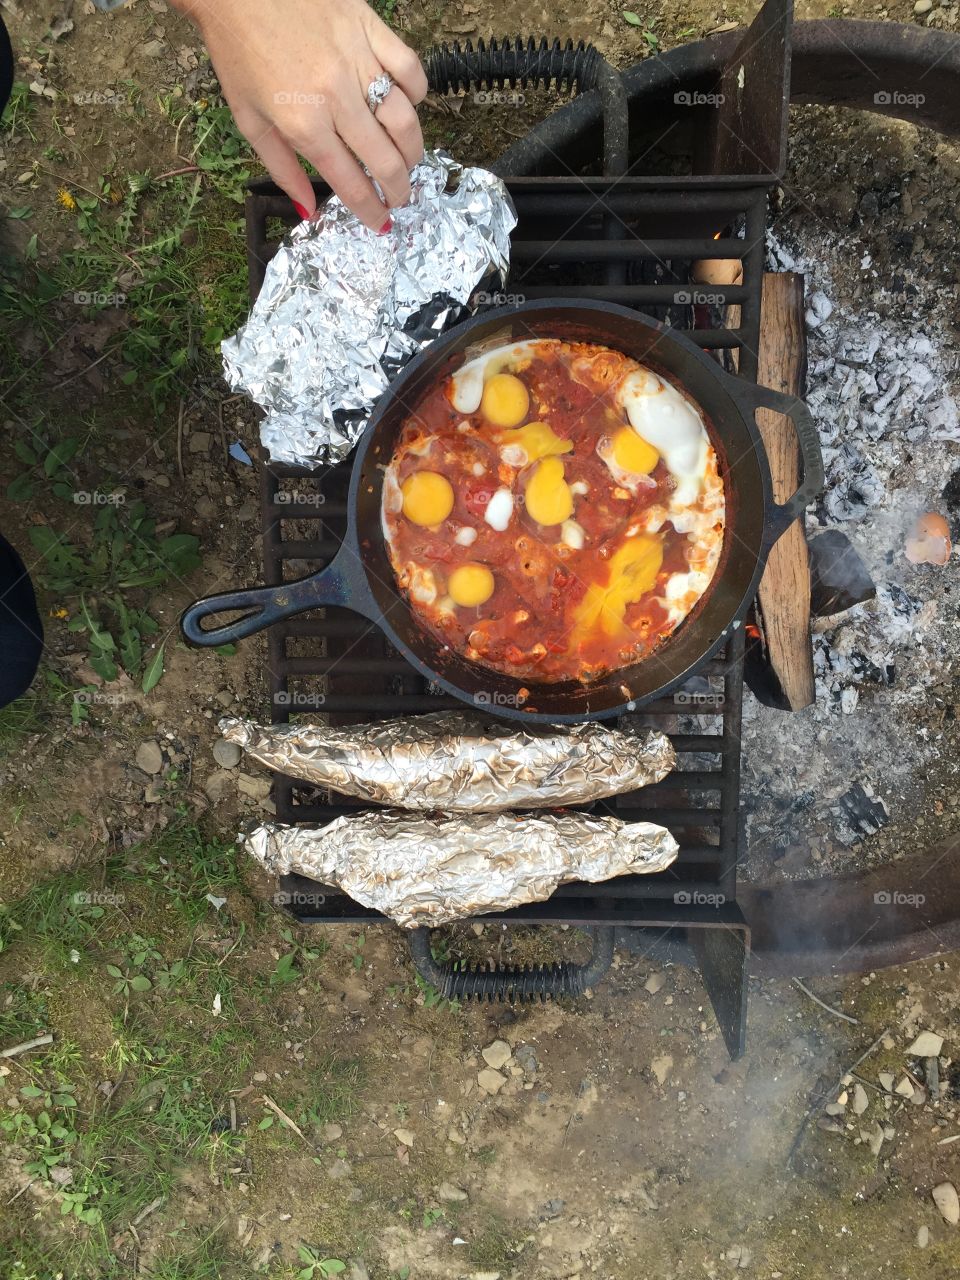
[739,228,960,867]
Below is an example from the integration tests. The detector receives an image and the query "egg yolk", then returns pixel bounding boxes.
[498,421,573,462]
[525,456,574,527]
[612,426,659,475]
[480,373,530,428]
[572,534,664,641]
[448,563,495,607]
[401,471,454,527]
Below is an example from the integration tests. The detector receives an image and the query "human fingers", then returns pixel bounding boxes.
[373,29,428,104]
[336,87,412,210]
[243,116,318,217]
[299,130,392,231]
[373,87,424,172]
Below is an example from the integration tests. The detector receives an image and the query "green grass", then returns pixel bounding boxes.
[0,818,303,1275]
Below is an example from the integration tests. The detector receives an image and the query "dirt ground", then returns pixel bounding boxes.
[2,0,960,1277]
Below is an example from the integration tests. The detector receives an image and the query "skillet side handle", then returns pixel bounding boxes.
[180,554,357,648]
[741,384,824,545]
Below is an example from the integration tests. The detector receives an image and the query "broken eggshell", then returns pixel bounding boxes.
[904,511,952,566]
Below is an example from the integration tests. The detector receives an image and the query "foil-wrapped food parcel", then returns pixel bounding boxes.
[243,811,679,928]
[219,712,676,812]
[221,150,517,468]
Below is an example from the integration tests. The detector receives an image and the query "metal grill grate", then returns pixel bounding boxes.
[241,172,766,1055]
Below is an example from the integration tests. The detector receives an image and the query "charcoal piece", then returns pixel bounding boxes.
[837,781,889,841]
[809,529,876,617]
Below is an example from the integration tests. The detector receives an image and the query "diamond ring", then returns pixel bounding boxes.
[366,73,394,114]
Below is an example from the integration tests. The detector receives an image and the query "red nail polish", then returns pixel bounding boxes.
[378,218,393,235]
[293,200,311,220]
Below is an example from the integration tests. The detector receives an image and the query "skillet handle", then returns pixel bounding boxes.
[180,549,364,647]
[742,384,824,544]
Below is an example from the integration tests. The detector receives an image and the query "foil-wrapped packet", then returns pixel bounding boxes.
[219,712,675,812]
[221,150,517,467]
[244,811,679,928]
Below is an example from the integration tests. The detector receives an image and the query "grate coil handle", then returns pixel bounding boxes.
[424,36,628,177]
[408,925,616,1002]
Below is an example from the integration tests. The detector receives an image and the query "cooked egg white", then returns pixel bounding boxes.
[484,487,514,531]
[560,519,585,550]
[616,368,710,506]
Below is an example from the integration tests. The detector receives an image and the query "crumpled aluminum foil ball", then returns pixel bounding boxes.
[221,150,517,467]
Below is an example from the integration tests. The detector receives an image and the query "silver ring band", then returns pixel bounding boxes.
[366,72,394,113]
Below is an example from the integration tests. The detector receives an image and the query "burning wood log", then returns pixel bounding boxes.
[755,272,816,711]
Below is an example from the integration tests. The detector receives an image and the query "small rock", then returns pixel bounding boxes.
[468,1273,500,1280]
[143,779,164,804]
[514,1043,538,1075]
[817,1117,844,1134]
[237,773,271,801]
[348,1263,370,1280]
[447,1126,466,1145]
[538,1198,565,1220]
[204,769,235,803]
[252,1071,268,1083]
[188,431,212,454]
[895,1076,915,1097]
[393,1128,415,1147]
[322,1123,342,1142]
[878,1071,895,1092]
[437,1181,468,1202]
[49,1166,73,1187]
[824,1102,846,1116]
[481,1039,512,1071]
[195,496,217,519]
[727,1243,752,1268]
[933,1181,959,1225]
[651,1055,673,1086]
[852,1083,869,1116]
[917,1225,930,1248]
[477,1068,506,1095]
[327,1158,351,1179]
[213,739,242,768]
[644,971,666,994]
[907,1031,944,1057]
[135,739,164,775]
[915,0,933,12]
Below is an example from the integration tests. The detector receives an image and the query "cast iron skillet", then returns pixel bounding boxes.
[181,300,823,723]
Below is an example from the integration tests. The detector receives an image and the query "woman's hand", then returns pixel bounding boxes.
[172,0,428,230]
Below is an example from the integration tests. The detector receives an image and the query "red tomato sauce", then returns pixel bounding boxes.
[382,341,722,684]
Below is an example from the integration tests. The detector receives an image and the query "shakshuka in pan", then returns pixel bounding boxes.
[381,338,726,684]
